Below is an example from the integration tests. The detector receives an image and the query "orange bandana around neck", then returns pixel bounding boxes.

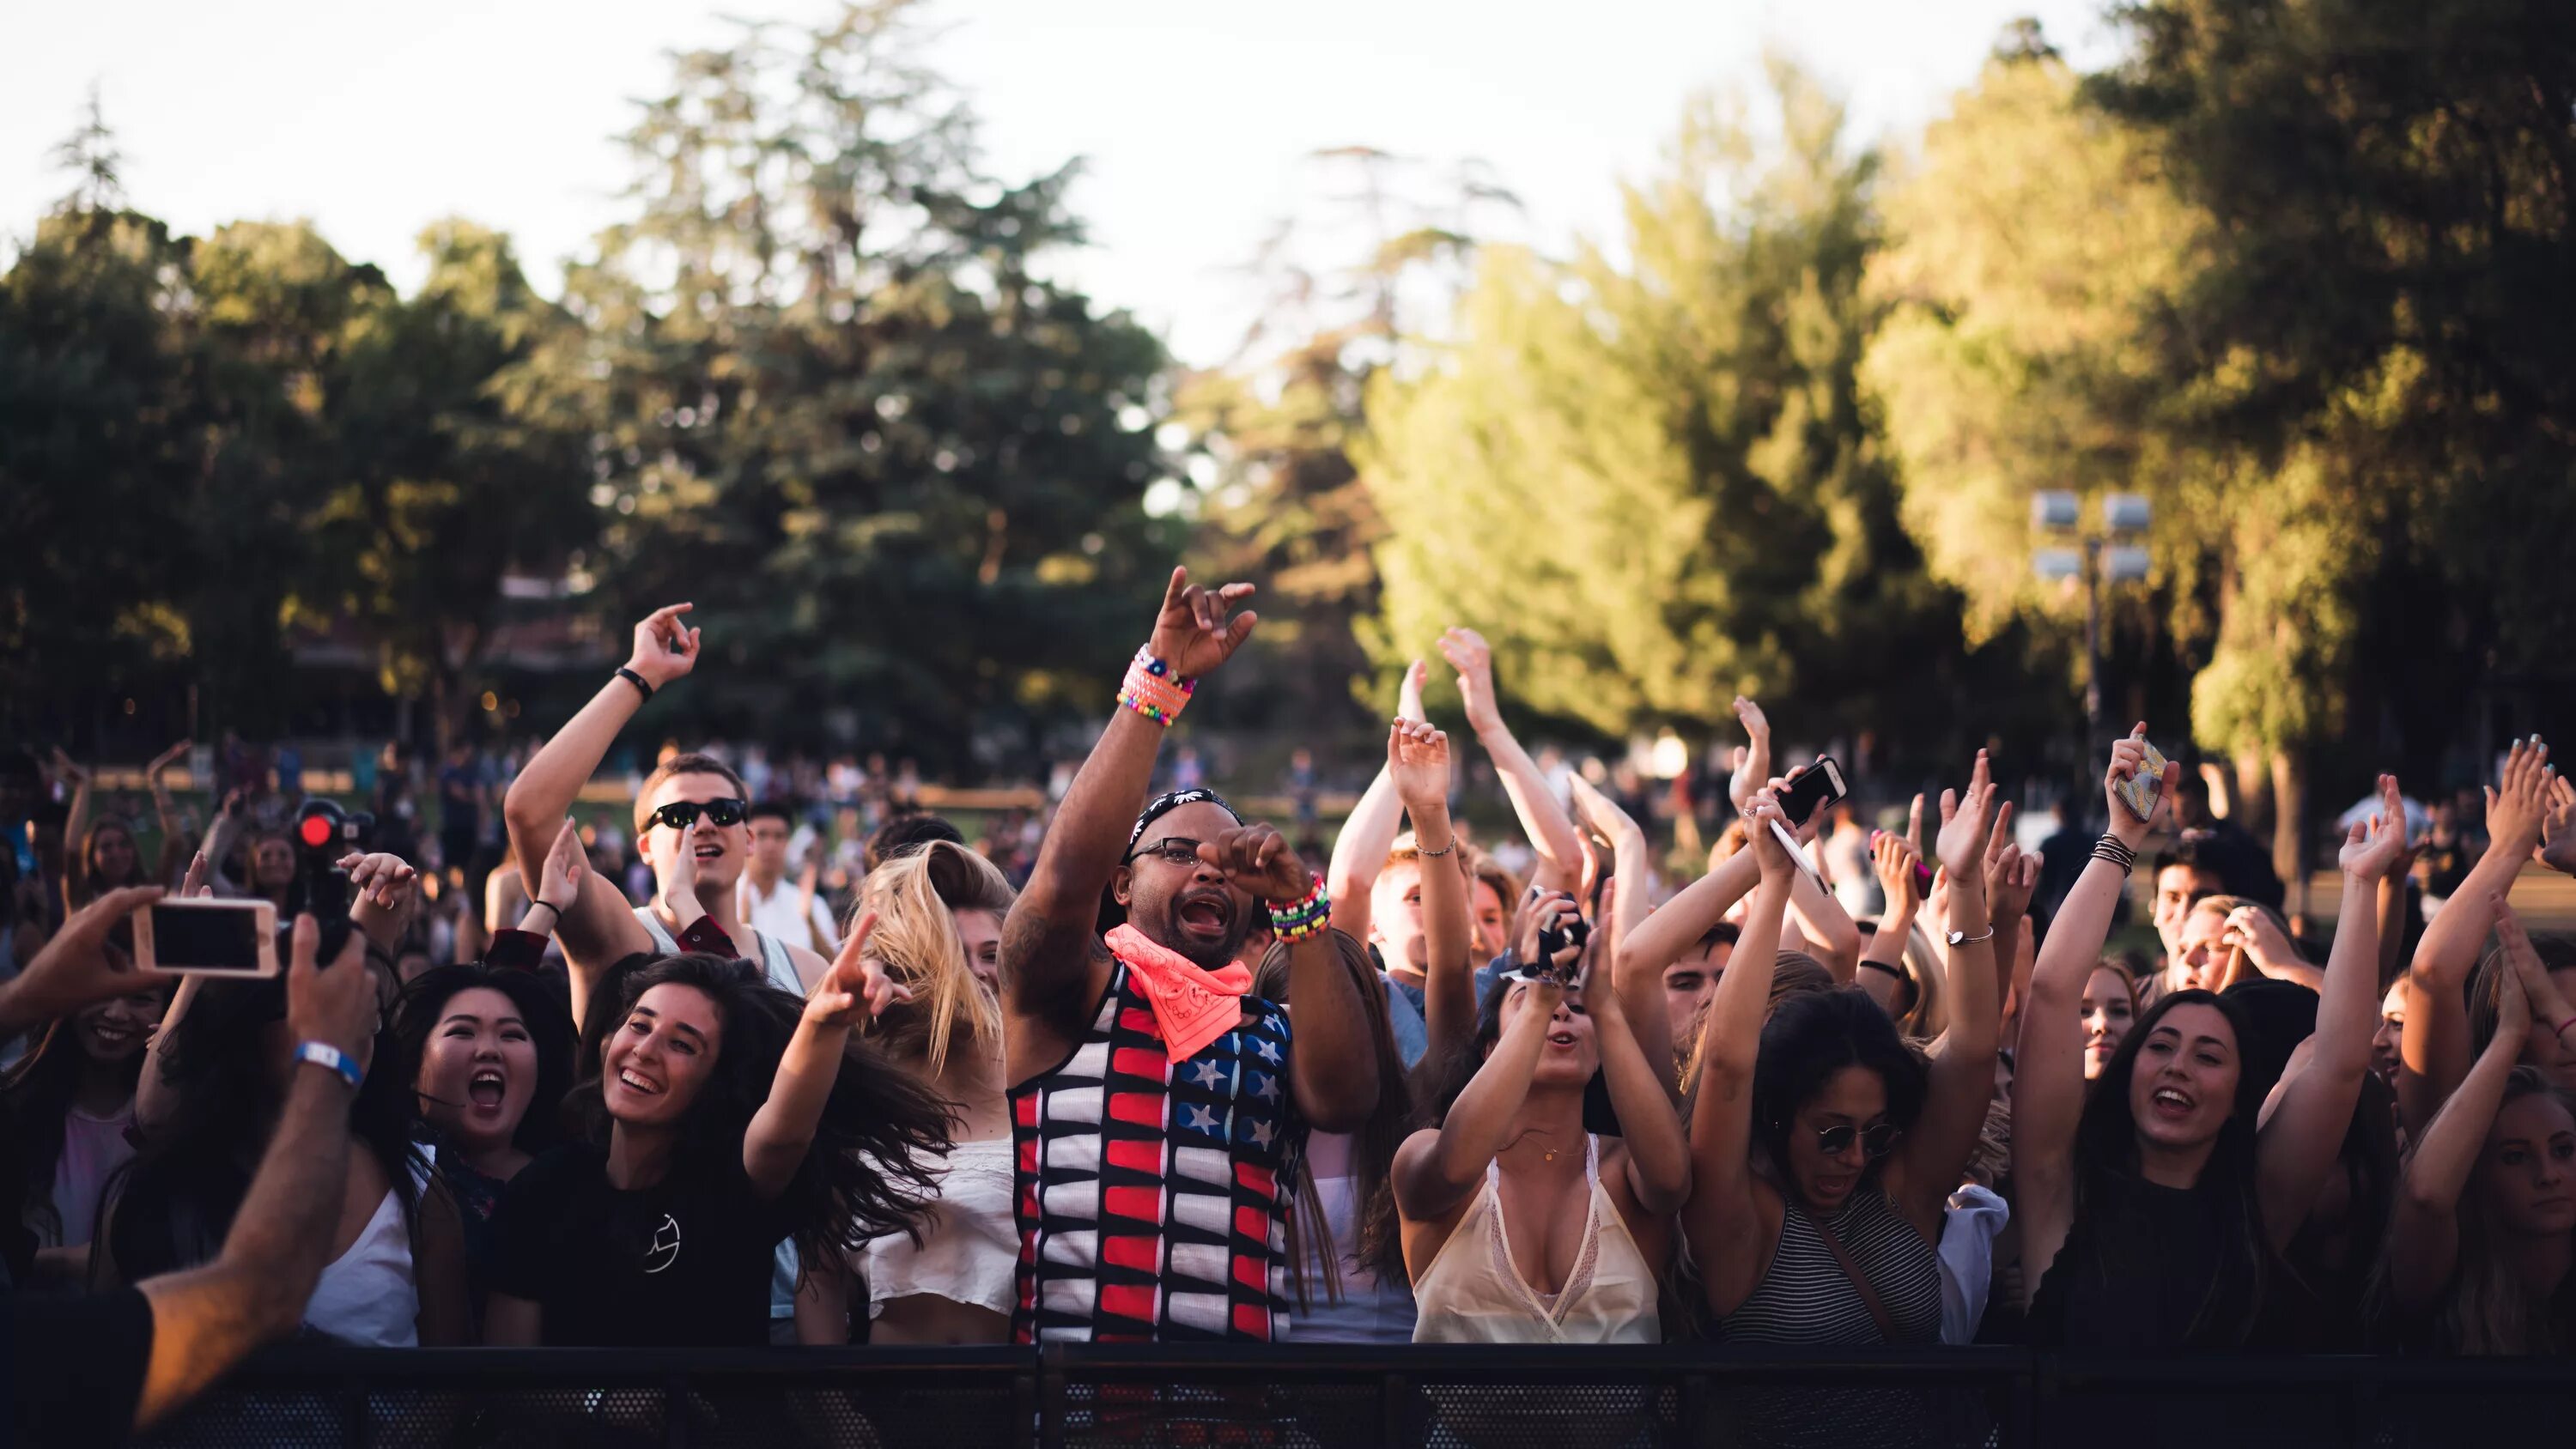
[1105,923,1255,1063]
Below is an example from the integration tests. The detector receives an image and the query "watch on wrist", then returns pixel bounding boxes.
[1947,925,1996,948]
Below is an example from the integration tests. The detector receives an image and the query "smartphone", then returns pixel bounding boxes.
[132,898,280,976]
[2115,737,2169,823]
[1775,757,1850,830]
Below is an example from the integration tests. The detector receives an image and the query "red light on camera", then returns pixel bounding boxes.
[297,815,335,849]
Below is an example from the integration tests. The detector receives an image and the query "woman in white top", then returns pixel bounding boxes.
[1392,885,1689,1344]
[837,840,1020,1343]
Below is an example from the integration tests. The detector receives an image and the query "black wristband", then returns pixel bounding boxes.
[1859,958,1906,979]
[524,900,561,926]
[616,666,654,701]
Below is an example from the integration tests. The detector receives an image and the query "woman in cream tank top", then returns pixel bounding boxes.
[1392,921,1689,1345]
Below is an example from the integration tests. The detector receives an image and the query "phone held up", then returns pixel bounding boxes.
[2115,734,2169,823]
[132,898,280,977]
[1768,756,1849,880]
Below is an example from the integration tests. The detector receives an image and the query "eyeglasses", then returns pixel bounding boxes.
[647,797,747,832]
[1125,837,1205,868]
[1814,1122,1904,1159]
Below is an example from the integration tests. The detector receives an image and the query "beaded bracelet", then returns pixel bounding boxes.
[1117,647,1197,726]
[2091,834,2140,871]
[1268,875,1330,943]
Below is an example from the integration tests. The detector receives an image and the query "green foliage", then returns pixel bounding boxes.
[555,1,1176,761]
[1361,63,1992,749]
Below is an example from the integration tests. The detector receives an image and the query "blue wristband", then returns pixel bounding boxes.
[295,1040,364,1090]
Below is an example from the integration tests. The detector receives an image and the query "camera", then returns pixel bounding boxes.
[288,797,375,963]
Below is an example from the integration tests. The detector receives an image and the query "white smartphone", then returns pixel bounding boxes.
[132,898,280,977]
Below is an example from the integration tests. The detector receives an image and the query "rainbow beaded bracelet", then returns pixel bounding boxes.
[1267,874,1330,943]
[1118,647,1197,726]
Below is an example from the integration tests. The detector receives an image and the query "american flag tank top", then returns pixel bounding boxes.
[1011,960,1302,1343]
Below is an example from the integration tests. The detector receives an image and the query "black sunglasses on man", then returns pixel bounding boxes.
[647,797,748,831]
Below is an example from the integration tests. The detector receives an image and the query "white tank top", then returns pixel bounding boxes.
[303,1189,417,1347]
[1409,1136,1660,1344]
[860,1134,1018,1319]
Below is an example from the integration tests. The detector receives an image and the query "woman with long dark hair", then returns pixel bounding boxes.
[3,979,167,1282]
[1394,876,1688,1343]
[96,948,472,1346]
[1259,929,1418,1343]
[389,963,574,1325]
[846,840,1018,1344]
[1686,761,2003,1349]
[2385,904,2576,1353]
[2014,734,2408,1349]
[482,931,951,1347]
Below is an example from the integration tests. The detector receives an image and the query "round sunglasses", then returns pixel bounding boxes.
[1813,1121,1903,1160]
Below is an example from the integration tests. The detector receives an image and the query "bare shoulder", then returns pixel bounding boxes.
[785,939,831,993]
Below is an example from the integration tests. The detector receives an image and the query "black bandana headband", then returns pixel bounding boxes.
[1127,788,1244,851]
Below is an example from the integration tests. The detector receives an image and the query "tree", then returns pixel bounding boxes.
[1362,63,2006,760]
[554,0,1176,767]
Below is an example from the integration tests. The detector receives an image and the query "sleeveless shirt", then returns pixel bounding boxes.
[1721,1187,1943,1345]
[1410,1136,1659,1344]
[1011,960,1302,1343]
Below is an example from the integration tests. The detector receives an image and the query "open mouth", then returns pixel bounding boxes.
[2150,1086,2194,1120]
[617,1067,663,1097]
[1175,892,1233,939]
[1546,1028,1578,1049]
[467,1068,507,1112]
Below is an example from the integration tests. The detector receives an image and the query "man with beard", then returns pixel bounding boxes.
[1000,568,1379,1343]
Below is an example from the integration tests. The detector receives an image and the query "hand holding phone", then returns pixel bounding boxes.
[132,897,281,977]
[1765,757,1848,884]
[2113,731,2169,823]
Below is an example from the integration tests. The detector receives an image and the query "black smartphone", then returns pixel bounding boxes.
[133,898,281,976]
[1775,757,1850,829]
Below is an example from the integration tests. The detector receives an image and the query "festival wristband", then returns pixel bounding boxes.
[616,666,655,701]
[295,1040,364,1090]
[1117,647,1196,727]
[1267,875,1330,943]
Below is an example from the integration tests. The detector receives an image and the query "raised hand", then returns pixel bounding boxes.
[626,603,702,691]
[2221,904,2300,973]
[805,909,911,1028]
[1388,720,1451,814]
[285,912,378,1074]
[2337,773,2410,882]
[1905,793,1926,859]
[1437,627,1503,736]
[1743,786,1795,879]
[47,748,89,789]
[1984,802,2039,925]
[2535,773,2576,876]
[659,818,707,925]
[1145,567,1258,680]
[148,740,192,778]
[180,849,214,900]
[2494,897,2572,1046]
[536,818,587,911]
[0,887,173,1032]
[1512,888,1580,967]
[1397,658,1430,725]
[1728,696,1772,811]
[1198,823,1311,905]
[2484,737,2552,857]
[1935,749,2002,885]
[1567,771,1640,840]
[1770,762,1830,846]
[2105,725,2181,849]
[338,852,418,914]
[1872,830,1922,923]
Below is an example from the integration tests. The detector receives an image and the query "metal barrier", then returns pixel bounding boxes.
[131,1344,2576,1449]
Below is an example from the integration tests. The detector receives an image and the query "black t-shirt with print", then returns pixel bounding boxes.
[487,1142,792,1347]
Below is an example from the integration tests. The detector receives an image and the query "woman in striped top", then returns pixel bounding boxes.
[1683,763,2007,1346]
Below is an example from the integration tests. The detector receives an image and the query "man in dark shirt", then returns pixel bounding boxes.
[5,891,375,1446]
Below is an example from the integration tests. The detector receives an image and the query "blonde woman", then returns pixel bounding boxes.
[848,840,1017,1343]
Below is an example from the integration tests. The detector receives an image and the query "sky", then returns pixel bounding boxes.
[1,0,2120,367]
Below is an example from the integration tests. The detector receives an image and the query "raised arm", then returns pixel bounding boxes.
[134,916,368,1433]
[745,913,908,1197]
[2388,906,2534,1310]
[1860,833,1922,1014]
[1325,660,1427,943]
[1393,973,1564,1234]
[999,570,1255,1064]
[2221,903,2325,991]
[200,790,249,898]
[1440,628,1583,894]
[2015,729,2175,1305]
[1984,805,2043,1041]
[1682,789,1795,1316]
[2538,774,2576,878]
[1391,720,1476,1068]
[2256,774,2408,1247]
[501,605,696,983]
[52,749,94,908]
[2402,737,2550,1134]
[1891,754,2002,1229]
[1567,773,1660,1079]
[1207,824,1379,1132]
[1586,896,1691,1216]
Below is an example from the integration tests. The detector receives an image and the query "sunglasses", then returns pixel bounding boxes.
[1814,1121,1904,1160]
[1125,837,1206,868]
[647,797,747,832]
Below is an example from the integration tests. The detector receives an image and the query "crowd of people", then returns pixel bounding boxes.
[5,572,2576,1443]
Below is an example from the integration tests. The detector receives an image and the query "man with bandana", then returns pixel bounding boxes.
[1000,568,1381,1343]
